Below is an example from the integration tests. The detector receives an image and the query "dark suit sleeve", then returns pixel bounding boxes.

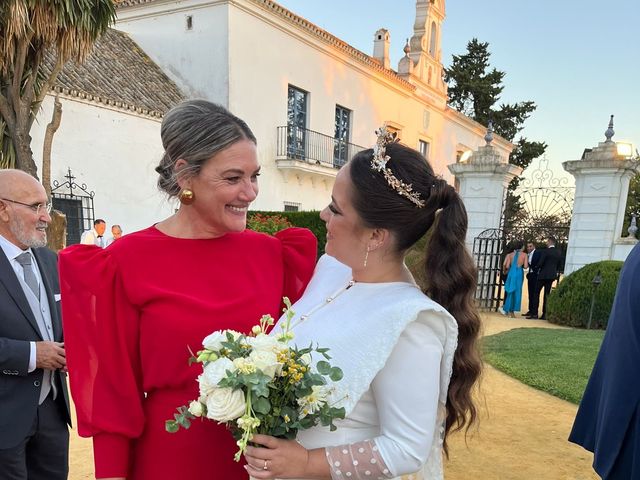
[0,337,30,375]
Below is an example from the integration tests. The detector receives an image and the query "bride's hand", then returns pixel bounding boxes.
[244,434,310,479]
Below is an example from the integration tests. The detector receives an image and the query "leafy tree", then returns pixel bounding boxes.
[0,0,117,178]
[444,39,547,228]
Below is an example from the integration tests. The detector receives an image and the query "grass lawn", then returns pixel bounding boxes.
[483,327,605,404]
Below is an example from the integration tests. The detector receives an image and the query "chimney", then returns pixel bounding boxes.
[373,29,390,69]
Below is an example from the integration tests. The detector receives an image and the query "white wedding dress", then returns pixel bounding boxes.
[273,255,458,480]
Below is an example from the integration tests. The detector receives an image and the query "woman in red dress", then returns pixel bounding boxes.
[59,101,316,479]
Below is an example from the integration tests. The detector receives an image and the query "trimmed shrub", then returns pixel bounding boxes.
[547,260,623,329]
[248,211,326,258]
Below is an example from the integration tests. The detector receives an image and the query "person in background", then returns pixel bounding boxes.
[80,219,107,248]
[569,242,640,479]
[0,169,71,480]
[527,236,562,320]
[522,241,541,317]
[59,100,317,480]
[499,242,528,318]
[105,224,123,247]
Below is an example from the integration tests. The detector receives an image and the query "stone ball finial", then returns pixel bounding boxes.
[605,114,615,142]
[403,38,410,56]
[484,121,494,145]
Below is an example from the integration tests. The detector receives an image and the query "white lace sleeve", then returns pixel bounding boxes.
[368,314,446,477]
[325,439,393,479]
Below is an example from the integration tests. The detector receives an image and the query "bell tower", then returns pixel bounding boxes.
[404,0,446,95]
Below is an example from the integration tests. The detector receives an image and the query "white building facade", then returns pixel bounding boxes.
[30,0,512,241]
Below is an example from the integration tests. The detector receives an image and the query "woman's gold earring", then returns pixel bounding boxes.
[363,246,370,268]
[179,189,195,205]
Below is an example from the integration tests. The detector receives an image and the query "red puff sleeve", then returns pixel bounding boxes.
[274,227,317,304]
[59,245,143,478]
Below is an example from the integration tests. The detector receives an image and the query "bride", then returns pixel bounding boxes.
[245,131,482,480]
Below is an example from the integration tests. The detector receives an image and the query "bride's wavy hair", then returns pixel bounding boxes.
[349,142,482,454]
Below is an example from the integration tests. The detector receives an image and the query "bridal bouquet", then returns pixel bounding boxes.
[166,298,345,461]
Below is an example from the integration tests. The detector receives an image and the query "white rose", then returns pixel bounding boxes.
[204,357,235,385]
[247,333,280,352]
[249,349,282,379]
[202,330,242,351]
[188,400,205,417]
[205,387,246,422]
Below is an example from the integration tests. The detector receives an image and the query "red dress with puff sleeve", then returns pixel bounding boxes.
[59,226,316,479]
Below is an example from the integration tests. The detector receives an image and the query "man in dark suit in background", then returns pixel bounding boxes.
[0,170,71,479]
[522,241,541,317]
[527,236,562,320]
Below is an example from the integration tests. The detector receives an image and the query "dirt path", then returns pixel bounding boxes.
[69,314,599,479]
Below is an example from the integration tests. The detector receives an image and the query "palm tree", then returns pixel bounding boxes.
[0,0,117,177]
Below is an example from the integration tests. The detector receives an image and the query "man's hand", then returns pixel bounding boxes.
[35,341,66,370]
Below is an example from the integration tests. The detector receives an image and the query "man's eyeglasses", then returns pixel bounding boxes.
[0,197,53,215]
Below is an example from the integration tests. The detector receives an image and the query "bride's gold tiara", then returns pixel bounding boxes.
[370,126,425,208]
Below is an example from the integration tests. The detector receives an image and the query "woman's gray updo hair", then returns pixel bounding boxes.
[155,100,256,197]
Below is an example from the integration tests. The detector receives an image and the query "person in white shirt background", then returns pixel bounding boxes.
[80,218,107,248]
[105,224,123,247]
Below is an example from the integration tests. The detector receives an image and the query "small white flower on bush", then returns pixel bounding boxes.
[205,387,246,422]
[300,353,312,366]
[249,349,282,379]
[188,400,205,417]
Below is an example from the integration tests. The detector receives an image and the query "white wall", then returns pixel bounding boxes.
[114,0,510,213]
[31,96,175,236]
[116,1,230,105]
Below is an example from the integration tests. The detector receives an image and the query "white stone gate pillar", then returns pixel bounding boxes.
[563,116,639,275]
[448,126,522,252]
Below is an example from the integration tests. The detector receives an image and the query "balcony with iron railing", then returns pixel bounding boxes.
[275,125,366,180]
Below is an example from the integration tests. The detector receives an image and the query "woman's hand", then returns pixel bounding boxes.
[244,434,312,479]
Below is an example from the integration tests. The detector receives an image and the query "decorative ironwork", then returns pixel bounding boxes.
[506,157,574,244]
[473,228,506,311]
[52,168,95,245]
[277,126,366,169]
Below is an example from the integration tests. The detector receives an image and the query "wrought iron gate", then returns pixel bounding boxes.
[51,168,95,245]
[473,158,574,310]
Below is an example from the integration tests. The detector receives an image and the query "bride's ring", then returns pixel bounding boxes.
[263,459,269,470]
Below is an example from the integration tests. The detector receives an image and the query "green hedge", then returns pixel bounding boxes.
[547,260,623,329]
[248,211,326,258]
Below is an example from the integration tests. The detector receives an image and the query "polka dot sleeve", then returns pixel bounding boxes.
[325,440,394,479]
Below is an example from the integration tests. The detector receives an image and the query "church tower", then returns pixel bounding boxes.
[399,0,446,97]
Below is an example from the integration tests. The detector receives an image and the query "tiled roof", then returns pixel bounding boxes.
[117,0,416,91]
[45,28,185,118]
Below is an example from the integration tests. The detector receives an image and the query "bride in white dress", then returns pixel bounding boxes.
[244,132,482,480]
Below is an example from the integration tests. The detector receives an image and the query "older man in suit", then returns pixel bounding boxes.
[527,236,562,320]
[0,170,71,479]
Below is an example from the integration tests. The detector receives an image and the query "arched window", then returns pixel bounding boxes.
[429,21,437,57]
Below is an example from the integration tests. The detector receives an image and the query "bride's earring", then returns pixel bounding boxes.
[363,246,370,268]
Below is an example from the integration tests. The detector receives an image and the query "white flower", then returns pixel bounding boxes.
[199,357,235,397]
[298,385,331,418]
[188,400,205,417]
[205,387,246,422]
[247,333,280,352]
[299,353,312,366]
[202,330,242,351]
[249,349,282,379]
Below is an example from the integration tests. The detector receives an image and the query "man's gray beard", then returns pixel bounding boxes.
[10,218,48,248]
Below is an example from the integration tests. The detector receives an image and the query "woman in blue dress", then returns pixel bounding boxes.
[500,242,528,318]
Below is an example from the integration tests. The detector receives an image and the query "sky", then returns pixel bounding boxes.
[276,0,639,182]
